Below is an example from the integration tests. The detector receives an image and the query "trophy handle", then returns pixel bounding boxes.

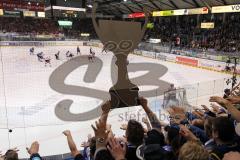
[140,8,149,39]
[92,3,102,39]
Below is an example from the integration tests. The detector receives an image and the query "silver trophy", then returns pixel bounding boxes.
[92,4,148,108]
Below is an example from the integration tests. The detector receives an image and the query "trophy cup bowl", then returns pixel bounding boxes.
[92,4,148,108]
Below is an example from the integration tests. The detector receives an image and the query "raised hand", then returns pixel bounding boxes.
[27,141,39,155]
[139,97,148,107]
[210,103,222,113]
[201,105,210,112]
[227,96,240,104]
[91,118,109,148]
[107,137,126,160]
[179,125,198,141]
[63,130,71,136]
[209,96,231,108]
[101,100,111,114]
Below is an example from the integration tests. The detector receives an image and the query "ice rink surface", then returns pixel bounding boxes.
[0,46,230,158]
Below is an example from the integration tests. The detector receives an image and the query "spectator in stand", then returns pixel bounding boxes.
[223,152,240,160]
[1,14,240,52]
[204,117,216,152]
[2,148,19,160]
[1,142,42,160]
[209,117,240,160]
[125,119,144,160]
[179,141,209,160]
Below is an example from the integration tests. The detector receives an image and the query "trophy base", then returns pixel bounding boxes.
[109,86,140,108]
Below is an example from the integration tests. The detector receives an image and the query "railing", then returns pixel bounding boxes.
[0,32,93,41]
[20,153,74,160]
[0,32,239,62]
[138,42,240,63]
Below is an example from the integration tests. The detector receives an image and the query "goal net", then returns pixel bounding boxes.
[162,88,192,111]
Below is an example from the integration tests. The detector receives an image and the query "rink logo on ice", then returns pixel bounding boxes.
[49,55,171,121]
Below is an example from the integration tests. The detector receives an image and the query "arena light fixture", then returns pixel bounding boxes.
[81,33,90,37]
[87,5,93,8]
[58,20,73,26]
[45,6,86,12]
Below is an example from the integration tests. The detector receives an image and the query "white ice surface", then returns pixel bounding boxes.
[0,46,230,158]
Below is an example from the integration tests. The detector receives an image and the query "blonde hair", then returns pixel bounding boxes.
[179,141,209,160]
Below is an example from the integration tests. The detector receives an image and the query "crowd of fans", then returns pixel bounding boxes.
[0,17,97,39]
[205,16,240,52]
[146,13,240,53]
[1,85,240,160]
[1,13,240,53]
[0,17,61,35]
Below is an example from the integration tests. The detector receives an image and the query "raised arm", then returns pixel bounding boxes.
[142,117,152,131]
[210,96,240,122]
[27,141,43,160]
[227,96,240,104]
[63,130,81,157]
[139,97,165,130]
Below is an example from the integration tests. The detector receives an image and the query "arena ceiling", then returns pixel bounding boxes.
[91,0,240,15]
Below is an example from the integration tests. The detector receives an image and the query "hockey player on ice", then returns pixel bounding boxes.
[55,51,60,60]
[90,47,95,58]
[77,46,81,55]
[88,53,94,62]
[44,56,51,67]
[29,47,34,55]
[66,51,74,58]
[37,52,44,62]
[101,46,108,54]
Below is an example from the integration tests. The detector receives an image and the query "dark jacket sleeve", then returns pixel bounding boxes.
[74,153,84,160]
[189,125,209,143]
[94,147,114,160]
[30,153,42,160]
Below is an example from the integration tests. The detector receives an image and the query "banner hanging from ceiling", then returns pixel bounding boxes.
[152,7,208,16]
[212,4,240,13]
